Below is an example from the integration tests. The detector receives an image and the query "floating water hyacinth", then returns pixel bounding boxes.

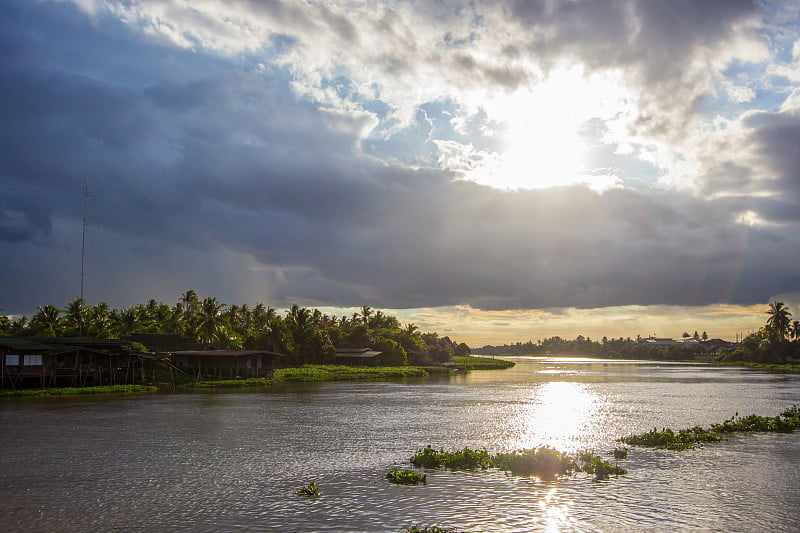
[385,468,427,485]
[620,406,800,450]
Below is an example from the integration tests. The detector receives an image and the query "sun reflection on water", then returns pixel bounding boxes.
[513,381,607,452]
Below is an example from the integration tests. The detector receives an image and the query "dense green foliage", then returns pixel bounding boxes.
[385,468,427,485]
[473,334,708,360]
[0,385,157,397]
[1,294,470,368]
[409,446,626,482]
[621,406,800,450]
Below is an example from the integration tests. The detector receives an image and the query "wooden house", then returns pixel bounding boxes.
[0,338,58,388]
[171,350,285,380]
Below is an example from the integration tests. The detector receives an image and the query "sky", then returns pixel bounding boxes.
[2,0,800,346]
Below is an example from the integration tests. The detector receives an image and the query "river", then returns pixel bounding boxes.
[2,357,800,532]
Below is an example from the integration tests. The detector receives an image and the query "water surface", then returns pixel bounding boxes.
[2,357,799,532]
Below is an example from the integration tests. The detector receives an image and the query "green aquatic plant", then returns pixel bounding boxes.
[493,446,577,480]
[613,447,628,460]
[579,454,627,481]
[410,445,446,468]
[621,406,800,450]
[385,468,426,485]
[410,446,492,470]
[294,480,320,496]
[410,445,628,482]
[402,526,462,533]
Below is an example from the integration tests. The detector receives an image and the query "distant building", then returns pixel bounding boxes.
[639,336,681,347]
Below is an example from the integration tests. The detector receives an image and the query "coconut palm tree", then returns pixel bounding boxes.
[791,320,800,343]
[766,301,792,341]
[31,304,63,336]
[196,297,225,343]
[116,306,142,337]
[360,305,373,327]
[87,302,112,338]
[63,297,88,336]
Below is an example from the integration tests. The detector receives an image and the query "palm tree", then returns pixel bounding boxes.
[360,305,373,328]
[791,320,800,343]
[766,301,792,341]
[63,297,87,336]
[196,297,225,343]
[404,323,419,336]
[31,304,62,336]
[180,290,200,324]
[116,307,142,337]
[87,302,112,338]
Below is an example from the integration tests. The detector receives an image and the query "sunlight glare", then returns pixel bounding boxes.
[519,381,604,452]
[465,66,633,191]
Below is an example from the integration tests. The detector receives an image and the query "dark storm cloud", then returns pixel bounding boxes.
[746,108,800,200]
[1,0,799,317]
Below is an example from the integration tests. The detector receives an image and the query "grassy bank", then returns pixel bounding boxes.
[443,356,515,370]
[275,365,429,382]
[0,384,158,398]
[184,378,274,389]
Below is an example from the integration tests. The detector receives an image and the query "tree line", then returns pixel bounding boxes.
[474,301,800,364]
[716,301,800,364]
[473,335,710,360]
[0,291,471,367]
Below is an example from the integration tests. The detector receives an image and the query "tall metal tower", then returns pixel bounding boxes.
[80,177,90,337]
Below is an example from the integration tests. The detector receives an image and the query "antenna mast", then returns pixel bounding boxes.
[80,177,90,336]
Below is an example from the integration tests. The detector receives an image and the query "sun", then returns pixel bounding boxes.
[465,65,634,191]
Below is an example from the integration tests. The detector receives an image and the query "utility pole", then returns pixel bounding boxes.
[80,177,90,337]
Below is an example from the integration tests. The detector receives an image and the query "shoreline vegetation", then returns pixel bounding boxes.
[473,301,800,369]
[2,356,515,396]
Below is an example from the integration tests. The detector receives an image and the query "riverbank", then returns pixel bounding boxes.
[709,360,800,373]
[443,355,515,370]
[184,361,509,388]
[0,384,158,398]
[1,359,516,394]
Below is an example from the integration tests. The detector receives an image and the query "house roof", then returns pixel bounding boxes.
[171,350,285,357]
[335,348,382,358]
[0,338,55,351]
[33,337,125,347]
